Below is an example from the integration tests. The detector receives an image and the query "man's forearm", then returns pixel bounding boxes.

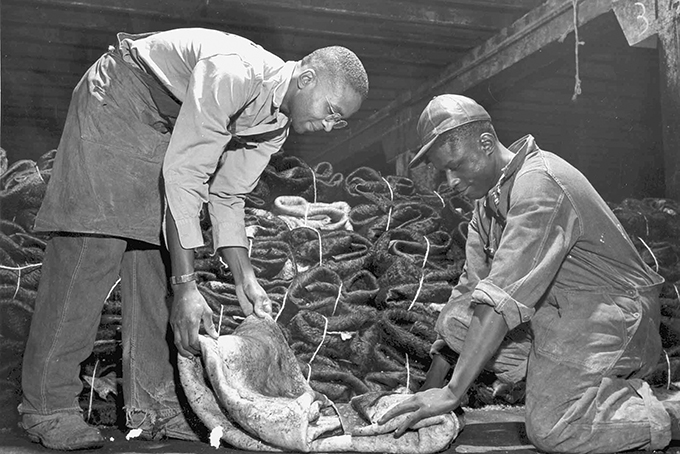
[219,246,256,285]
[447,303,509,400]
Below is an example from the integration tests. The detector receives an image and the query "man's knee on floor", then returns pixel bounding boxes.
[525,408,577,454]
[526,413,602,454]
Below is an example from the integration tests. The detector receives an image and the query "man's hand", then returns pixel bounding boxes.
[235,275,272,318]
[377,387,460,438]
[170,282,219,358]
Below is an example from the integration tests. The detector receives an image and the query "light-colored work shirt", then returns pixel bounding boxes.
[125,28,295,251]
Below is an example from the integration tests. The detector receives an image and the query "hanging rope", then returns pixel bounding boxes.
[571,0,584,101]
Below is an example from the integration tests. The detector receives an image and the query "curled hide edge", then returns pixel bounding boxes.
[178,316,461,453]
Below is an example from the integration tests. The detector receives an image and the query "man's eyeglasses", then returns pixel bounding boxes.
[324,96,348,130]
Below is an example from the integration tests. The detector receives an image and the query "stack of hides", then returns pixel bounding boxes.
[1,147,679,434]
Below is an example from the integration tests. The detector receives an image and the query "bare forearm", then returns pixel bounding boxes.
[421,354,452,391]
[219,246,256,285]
[446,303,508,400]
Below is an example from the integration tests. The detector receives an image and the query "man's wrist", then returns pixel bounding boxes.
[170,272,198,286]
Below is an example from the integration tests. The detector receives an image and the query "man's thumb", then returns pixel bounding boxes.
[203,312,219,339]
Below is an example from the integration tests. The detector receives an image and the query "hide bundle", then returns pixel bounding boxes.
[178,316,461,452]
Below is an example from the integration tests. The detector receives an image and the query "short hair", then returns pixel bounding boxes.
[302,46,369,100]
[433,120,497,151]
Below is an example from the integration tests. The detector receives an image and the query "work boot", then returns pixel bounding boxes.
[132,410,204,442]
[19,412,105,450]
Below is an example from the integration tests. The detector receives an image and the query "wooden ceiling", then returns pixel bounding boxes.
[2,0,546,166]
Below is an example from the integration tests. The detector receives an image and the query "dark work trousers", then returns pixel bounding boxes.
[21,40,186,428]
[19,235,186,424]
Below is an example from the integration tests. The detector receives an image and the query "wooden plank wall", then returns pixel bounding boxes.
[401,13,664,203]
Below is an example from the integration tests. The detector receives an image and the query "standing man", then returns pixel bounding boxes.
[379,94,679,453]
[19,28,368,450]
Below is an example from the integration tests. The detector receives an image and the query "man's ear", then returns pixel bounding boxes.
[297,68,317,89]
[479,132,496,155]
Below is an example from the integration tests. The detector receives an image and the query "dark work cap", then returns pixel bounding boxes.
[409,94,491,168]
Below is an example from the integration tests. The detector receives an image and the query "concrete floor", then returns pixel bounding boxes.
[1,406,678,454]
[0,406,531,454]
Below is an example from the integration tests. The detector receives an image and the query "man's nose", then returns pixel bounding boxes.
[321,120,334,132]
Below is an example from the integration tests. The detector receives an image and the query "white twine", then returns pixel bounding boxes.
[35,164,45,184]
[218,305,224,335]
[87,359,99,422]
[421,237,431,269]
[329,400,346,433]
[433,190,446,208]
[636,211,650,237]
[12,272,20,300]
[106,278,121,301]
[408,237,431,311]
[0,263,43,271]
[0,263,43,300]
[637,236,659,272]
[405,353,411,393]
[665,349,672,390]
[274,287,290,323]
[382,177,394,232]
[248,238,253,258]
[310,166,318,204]
[382,176,394,201]
[674,284,680,302]
[314,228,323,266]
[407,274,426,311]
[307,315,329,382]
[331,282,343,316]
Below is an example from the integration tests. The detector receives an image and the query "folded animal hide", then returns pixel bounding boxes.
[178,315,461,452]
[273,195,353,231]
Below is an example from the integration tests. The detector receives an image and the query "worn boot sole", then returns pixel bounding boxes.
[22,424,105,451]
[25,431,105,451]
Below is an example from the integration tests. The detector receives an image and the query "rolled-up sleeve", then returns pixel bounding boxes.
[208,131,287,251]
[162,55,257,249]
[432,207,490,354]
[471,170,581,330]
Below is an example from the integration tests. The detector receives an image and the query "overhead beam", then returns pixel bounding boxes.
[657,2,680,199]
[316,0,613,168]
[12,0,537,31]
[3,0,485,57]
